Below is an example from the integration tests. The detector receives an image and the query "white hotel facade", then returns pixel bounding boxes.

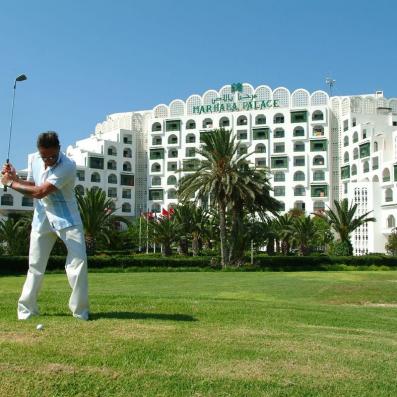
[1,83,397,254]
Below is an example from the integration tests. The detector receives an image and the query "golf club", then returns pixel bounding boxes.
[4,74,27,191]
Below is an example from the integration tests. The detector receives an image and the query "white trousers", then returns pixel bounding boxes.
[18,224,89,320]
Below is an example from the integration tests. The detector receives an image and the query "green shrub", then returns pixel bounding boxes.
[0,254,396,275]
[328,240,353,256]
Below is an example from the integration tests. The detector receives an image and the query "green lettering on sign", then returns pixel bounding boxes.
[191,94,280,114]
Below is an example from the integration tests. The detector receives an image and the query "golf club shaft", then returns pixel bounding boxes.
[4,85,17,192]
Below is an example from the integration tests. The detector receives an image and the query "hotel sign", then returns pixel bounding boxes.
[193,83,279,115]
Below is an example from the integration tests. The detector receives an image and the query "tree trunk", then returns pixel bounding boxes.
[267,237,275,255]
[281,240,290,255]
[219,204,229,268]
[163,242,172,256]
[179,237,189,256]
[229,204,246,265]
[85,234,96,256]
[299,243,310,256]
[276,239,281,254]
[192,234,199,256]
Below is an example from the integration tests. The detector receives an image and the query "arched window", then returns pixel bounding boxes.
[202,118,213,128]
[108,174,117,184]
[237,115,248,126]
[294,141,305,152]
[1,194,13,206]
[294,185,305,196]
[219,117,230,127]
[293,171,305,181]
[274,171,285,182]
[363,161,369,173]
[107,160,117,170]
[151,163,161,172]
[373,175,379,182]
[385,188,393,202]
[123,162,132,172]
[312,110,324,121]
[293,126,304,137]
[186,133,196,144]
[273,113,284,124]
[167,175,177,185]
[274,128,285,138]
[107,146,117,156]
[75,185,84,195]
[168,134,178,145]
[152,136,162,146]
[374,141,378,152]
[353,148,359,159]
[294,201,305,211]
[313,156,324,166]
[152,122,161,131]
[255,114,266,125]
[313,201,325,212]
[344,136,349,146]
[313,170,325,181]
[344,152,349,163]
[351,164,357,175]
[388,215,396,228]
[168,149,178,158]
[353,131,358,143]
[383,168,391,182]
[255,144,266,153]
[91,172,100,183]
[186,120,196,129]
[122,203,131,213]
[123,148,132,158]
[152,176,161,186]
[168,189,177,199]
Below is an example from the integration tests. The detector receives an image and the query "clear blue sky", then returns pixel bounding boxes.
[1,0,396,169]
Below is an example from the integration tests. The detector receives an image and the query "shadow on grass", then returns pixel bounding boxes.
[89,312,198,322]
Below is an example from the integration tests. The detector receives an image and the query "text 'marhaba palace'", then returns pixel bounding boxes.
[2,83,397,255]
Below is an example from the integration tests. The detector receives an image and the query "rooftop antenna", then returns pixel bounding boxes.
[325,77,336,96]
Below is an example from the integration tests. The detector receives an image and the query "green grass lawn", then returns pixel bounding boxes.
[1,271,397,397]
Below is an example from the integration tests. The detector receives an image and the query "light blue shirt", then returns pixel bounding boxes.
[28,151,82,232]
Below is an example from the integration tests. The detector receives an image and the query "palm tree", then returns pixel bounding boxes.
[274,214,294,255]
[173,203,208,256]
[178,128,281,266]
[227,163,282,263]
[150,216,177,256]
[76,187,127,255]
[178,128,240,267]
[316,199,376,255]
[0,215,31,255]
[291,216,319,256]
[172,204,193,255]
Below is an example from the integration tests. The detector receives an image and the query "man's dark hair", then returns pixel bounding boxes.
[37,131,60,149]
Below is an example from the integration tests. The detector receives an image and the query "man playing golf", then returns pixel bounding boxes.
[1,131,89,320]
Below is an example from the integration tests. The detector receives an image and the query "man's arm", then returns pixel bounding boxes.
[8,179,57,199]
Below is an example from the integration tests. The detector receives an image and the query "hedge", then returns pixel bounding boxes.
[0,254,396,275]
[0,255,216,275]
[251,254,397,271]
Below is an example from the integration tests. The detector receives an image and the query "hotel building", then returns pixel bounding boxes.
[1,83,396,254]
